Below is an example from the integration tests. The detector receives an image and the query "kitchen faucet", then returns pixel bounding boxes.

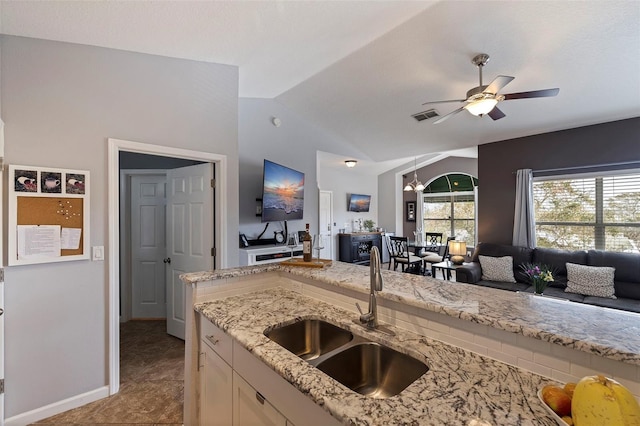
[356,246,383,330]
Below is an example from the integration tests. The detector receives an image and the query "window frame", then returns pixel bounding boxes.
[421,189,477,245]
[533,169,640,252]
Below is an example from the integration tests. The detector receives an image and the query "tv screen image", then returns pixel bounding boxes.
[261,160,305,222]
[348,194,371,212]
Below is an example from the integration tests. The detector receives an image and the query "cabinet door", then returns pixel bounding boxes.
[201,343,233,426]
[233,372,286,426]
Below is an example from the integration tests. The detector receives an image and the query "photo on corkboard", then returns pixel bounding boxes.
[66,173,86,195]
[41,171,62,194]
[14,169,38,192]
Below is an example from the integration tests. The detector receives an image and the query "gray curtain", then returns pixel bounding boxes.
[513,169,536,248]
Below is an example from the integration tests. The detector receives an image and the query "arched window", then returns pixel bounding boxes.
[421,173,478,245]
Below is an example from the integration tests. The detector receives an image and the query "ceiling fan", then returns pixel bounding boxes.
[421,53,559,124]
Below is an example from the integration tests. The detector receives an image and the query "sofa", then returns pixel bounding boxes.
[455,242,640,314]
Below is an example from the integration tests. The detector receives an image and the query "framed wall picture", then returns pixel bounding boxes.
[406,201,416,222]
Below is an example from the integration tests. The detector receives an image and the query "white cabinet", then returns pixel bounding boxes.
[198,314,340,426]
[201,343,233,426]
[200,315,234,425]
[233,372,286,426]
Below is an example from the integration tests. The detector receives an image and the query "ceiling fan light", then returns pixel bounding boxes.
[415,182,425,191]
[465,98,498,116]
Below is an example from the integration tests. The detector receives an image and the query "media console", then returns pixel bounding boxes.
[338,232,382,265]
[239,244,303,266]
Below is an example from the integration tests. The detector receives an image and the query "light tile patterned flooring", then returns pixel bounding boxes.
[31,320,184,425]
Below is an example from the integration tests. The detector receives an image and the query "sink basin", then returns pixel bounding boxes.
[316,342,429,398]
[265,319,353,361]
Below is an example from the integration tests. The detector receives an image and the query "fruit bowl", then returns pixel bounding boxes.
[537,389,570,426]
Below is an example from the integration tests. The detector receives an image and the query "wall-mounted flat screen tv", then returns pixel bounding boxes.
[348,193,371,212]
[261,159,305,222]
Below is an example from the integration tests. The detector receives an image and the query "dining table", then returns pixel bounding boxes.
[407,241,440,256]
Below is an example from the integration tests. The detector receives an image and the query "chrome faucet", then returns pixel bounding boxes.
[356,246,383,329]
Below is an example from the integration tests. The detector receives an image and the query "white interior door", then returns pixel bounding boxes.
[319,190,333,260]
[131,174,167,319]
[166,163,214,340]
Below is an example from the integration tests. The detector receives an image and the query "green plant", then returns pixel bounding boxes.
[363,219,375,232]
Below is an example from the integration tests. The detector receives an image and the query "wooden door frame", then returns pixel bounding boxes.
[108,138,227,395]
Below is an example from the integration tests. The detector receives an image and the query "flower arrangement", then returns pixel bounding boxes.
[520,263,555,294]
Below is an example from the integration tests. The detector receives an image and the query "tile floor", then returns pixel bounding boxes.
[31,320,184,425]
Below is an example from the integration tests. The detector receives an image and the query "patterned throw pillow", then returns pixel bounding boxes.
[565,262,616,299]
[479,255,516,283]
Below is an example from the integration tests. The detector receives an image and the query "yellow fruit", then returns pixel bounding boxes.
[571,374,640,426]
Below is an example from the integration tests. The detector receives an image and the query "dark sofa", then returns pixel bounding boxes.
[455,242,640,313]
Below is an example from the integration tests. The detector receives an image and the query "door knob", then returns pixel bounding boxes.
[163,258,171,264]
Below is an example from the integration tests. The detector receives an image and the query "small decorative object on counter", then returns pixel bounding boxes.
[520,262,555,295]
[363,219,375,232]
[302,223,312,262]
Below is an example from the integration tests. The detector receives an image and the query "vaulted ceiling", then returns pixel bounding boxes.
[2,1,639,164]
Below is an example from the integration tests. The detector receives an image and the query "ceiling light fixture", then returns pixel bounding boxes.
[344,160,357,168]
[464,97,498,116]
[403,158,425,192]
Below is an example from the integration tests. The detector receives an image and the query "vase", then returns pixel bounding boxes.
[533,279,547,295]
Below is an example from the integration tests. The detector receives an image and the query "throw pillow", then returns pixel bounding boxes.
[565,263,616,299]
[479,255,516,283]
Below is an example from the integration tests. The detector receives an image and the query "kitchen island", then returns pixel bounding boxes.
[181,261,640,425]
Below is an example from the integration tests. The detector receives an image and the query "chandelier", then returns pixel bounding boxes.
[403,158,425,192]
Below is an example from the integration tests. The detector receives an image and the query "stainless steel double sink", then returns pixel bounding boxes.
[264,319,429,399]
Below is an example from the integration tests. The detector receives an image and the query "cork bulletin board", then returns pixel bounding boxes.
[8,165,90,265]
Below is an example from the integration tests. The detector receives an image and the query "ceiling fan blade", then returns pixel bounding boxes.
[422,99,466,106]
[433,106,465,124]
[484,75,515,94]
[503,88,559,100]
[488,106,506,121]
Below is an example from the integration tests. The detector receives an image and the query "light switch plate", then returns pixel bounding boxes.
[92,246,104,261]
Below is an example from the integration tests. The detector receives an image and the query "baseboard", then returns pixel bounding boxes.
[4,386,109,426]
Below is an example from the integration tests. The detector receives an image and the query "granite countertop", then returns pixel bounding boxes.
[196,287,560,425]
[183,261,640,366]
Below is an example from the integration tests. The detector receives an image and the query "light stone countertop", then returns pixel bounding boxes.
[196,287,560,425]
[183,261,640,366]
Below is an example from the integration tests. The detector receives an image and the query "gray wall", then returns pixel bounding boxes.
[238,98,364,240]
[478,117,640,244]
[1,36,239,417]
[317,165,378,260]
[401,157,477,237]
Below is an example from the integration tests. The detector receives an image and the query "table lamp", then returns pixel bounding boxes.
[449,241,467,265]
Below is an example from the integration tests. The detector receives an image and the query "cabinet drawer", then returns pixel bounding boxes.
[233,371,286,426]
[200,315,233,364]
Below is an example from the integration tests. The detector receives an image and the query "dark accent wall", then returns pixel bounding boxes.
[478,117,640,245]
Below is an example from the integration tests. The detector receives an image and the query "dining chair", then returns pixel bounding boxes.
[387,236,423,273]
[423,232,443,253]
[420,236,455,270]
